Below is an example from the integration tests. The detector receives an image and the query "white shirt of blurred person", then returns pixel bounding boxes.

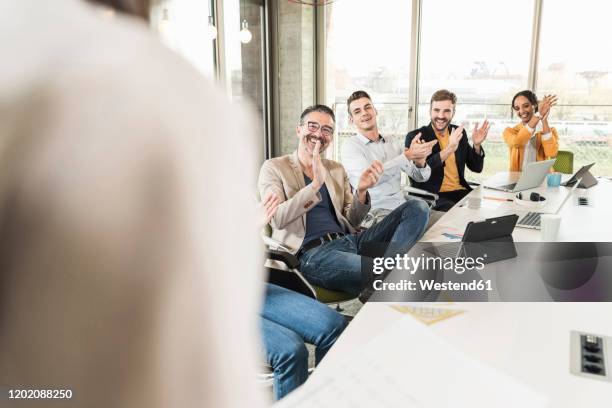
[0,1,266,408]
[341,90,436,211]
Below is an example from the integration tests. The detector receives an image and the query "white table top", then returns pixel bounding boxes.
[423,176,612,242]
[315,303,612,406]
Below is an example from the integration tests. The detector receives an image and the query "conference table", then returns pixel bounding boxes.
[310,303,612,407]
[302,175,612,406]
[422,173,612,242]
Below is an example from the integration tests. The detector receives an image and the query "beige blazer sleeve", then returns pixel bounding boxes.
[258,160,322,230]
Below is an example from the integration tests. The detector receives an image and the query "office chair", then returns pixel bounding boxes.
[553,150,574,174]
[265,243,316,299]
[403,185,438,209]
[263,234,357,311]
[401,165,482,209]
[403,181,448,231]
[402,175,485,208]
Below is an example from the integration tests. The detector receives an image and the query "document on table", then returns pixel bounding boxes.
[459,197,502,210]
[275,314,547,408]
[389,304,464,325]
[425,225,464,241]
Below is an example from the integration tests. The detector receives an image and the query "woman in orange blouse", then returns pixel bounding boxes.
[503,90,559,171]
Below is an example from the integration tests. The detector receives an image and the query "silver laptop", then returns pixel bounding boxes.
[516,177,581,230]
[484,159,556,192]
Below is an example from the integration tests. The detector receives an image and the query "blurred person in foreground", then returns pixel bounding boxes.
[0,1,266,407]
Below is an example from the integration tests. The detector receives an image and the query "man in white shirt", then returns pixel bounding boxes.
[341,90,437,211]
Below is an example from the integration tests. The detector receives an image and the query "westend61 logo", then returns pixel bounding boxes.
[373,254,486,275]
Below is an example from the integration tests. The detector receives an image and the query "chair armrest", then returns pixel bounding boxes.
[266,267,317,299]
[265,248,316,299]
[403,186,439,201]
[267,248,300,269]
[262,235,292,252]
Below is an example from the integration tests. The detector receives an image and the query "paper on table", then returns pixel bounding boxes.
[389,304,464,325]
[425,225,464,241]
[459,197,502,210]
[275,314,547,408]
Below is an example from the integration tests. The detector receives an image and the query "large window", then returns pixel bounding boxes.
[537,0,612,177]
[151,0,268,159]
[149,1,612,177]
[419,0,533,181]
[221,0,267,158]
[325,0,413,159]
[221,0,266,109]
[323,0,612,179]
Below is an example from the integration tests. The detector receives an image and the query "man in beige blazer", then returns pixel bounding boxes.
[259,105,430,296]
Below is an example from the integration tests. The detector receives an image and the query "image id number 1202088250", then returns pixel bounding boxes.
[7,389,73,400]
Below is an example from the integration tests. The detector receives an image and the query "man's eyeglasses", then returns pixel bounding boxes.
[303,121,334,137]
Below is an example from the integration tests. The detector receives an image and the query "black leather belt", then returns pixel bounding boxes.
[297,232,345,258]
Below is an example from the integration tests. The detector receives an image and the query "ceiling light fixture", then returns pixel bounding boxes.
[239,19,252,44]
[239,1,252,44]
[206,15,217,40]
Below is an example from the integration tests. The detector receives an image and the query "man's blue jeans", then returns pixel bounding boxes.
[299,199,429,296]
[261,284,346,400]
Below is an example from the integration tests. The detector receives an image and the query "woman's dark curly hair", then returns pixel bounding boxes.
[511,90,539,117]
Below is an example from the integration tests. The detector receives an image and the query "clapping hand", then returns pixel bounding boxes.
[259,191,281,226]
[310,140,327,190]
[448,125,464,152]
[405,133,437,167]
[357,160,383,203]
[538,94,557,119]
[471,120,490,147]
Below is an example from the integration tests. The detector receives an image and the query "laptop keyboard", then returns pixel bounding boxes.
[424,242,462,258]
[517,212,541,229]
[438,243,462,258]
[500,182,517,191]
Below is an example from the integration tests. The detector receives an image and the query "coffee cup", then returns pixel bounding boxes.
[541,214,561,241]
[546,172,562,187]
